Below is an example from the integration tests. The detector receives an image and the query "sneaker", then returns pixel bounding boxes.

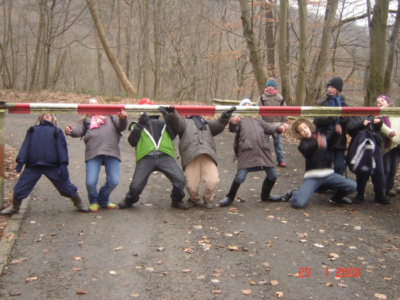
[330,197,352,204]
[118,200,133,209]
[186,198,199,207]
[278,162,287,168]
[385,189,396,196]
[204,202,214,209]
[105,203,117,209]
[352,194,364,204]
[89,204,98,212]
[281,188,299,202]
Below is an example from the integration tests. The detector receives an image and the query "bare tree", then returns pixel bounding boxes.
[86,0,137,95]
[295,0,308,106]
[278,0,291,102]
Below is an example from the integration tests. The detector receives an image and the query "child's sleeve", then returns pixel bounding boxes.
[16,128,32,164]
[326,131,340,149]
[380,123,393,138]
[127,123,143,147]
[168,111,186,136]
[114,115,128,132]
[228,121,238,133]
[56,129,69,165]
[68,121,86,138]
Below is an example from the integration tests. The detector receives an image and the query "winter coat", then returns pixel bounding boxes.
[68,115,128,162]
[127,116,177,162]
[313,94,348,149]
[168,111,229,170]
[257,93,288,123]
[345,116,383,143]
[230,117,280,170]
[298,131,340,173]
[17,120,69,168]
[380,118,400,155]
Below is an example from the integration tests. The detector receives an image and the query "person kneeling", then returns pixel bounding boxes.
[286,118,356,209]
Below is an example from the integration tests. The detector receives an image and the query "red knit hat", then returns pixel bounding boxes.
[138,98,153,105]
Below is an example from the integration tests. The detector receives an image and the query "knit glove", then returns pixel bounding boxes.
[58,163,69,181]
[138,112,150,126]
[221,106,237,119]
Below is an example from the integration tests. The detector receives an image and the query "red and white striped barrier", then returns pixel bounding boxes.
[4,103,400,117]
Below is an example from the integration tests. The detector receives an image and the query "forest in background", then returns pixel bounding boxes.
[0,0,399,107]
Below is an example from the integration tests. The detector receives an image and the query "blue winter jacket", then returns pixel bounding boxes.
[17,120,69,168]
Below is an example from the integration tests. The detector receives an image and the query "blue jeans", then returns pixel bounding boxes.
[13,166,78,202]
[234,166,278,184]
[291,173,356,208]
[383,147,400,190]
[266,134,284,163]
[331,147,346,175]
[86,155,120,206]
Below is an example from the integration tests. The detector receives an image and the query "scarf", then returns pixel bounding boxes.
[89,115,107,130]
[328,95,342,132]
[264,88,277,95]
[382,116,391,149]
[188,116,207,130]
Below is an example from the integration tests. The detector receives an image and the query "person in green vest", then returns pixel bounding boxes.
[118,98,188,210]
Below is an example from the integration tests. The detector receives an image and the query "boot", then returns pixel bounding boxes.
[171,200,189,210]
[352,193,364,204]
[118,199,133,209]
[0,198,21,215]
[330,189,352,204]
[374,192,391,205]
[70,193,89,213]
[261,178,281,202]
[219,180,241,207]
[281,188,299,202]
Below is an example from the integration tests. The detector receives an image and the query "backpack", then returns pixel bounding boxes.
[346,129,376,176]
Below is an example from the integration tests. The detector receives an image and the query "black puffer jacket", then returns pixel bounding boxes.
[313,94,348,149]
[345,116,383,144]
[298,131,340,172]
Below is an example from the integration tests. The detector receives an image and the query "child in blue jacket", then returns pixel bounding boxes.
[0,114,88,215]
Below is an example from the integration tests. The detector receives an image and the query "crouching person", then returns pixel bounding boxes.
[1,114,88,215]
[118,100,187,210]
[219,99,288,207]
[288,118,356,208]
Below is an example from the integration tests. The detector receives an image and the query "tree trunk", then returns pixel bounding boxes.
[264,2,275,78]
[42,0,56,90]
[238,0,266,95]
[383,0,400,94]
[295,0,308,106]
[86,0,137,96]
[125,0,134,81]
[153,0,162,99]
[305,0,339,105]
[278,0,292,103]
[29,0,45,91]
[366,0,389,106]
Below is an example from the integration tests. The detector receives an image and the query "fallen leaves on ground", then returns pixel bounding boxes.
[228,245,238,251]
[276,291,283,298]
[242,289,251,295]
[270,280,279,286]
[113,247,123,251]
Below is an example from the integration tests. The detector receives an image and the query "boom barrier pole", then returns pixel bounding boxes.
[4,103,400,117]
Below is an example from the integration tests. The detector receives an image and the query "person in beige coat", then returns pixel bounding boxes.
[218,99,288,207]
[165,106,236,209]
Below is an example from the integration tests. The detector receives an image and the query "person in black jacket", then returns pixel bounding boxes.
[0,114,88,215]
[118,100,188,210]
[313,77,348,176]
[345,115,390,205]
[284,118,356,208]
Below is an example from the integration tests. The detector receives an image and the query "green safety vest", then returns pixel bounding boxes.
[135,124,175,162]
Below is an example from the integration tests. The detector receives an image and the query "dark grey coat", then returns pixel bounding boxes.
[168,112,229,170]
[230,117,280,170]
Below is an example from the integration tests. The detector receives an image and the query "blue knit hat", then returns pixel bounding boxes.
[239,99,252,106]
[266,78,277,89]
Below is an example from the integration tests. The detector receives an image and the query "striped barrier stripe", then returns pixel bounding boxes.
[5,103,400,117]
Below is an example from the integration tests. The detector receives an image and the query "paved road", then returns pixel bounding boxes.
[0,113,399,299]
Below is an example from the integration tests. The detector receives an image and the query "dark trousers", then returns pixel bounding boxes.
[356,146,385,195]
[13,166,77,202]
[126,153,186,204]
[383,147,400,190]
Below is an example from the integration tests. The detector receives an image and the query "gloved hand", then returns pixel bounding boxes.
[138,112,150,126]
[15,162,24,173]
[158,106,176,117]
[221,106,237,119]
[58,163,69,181]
